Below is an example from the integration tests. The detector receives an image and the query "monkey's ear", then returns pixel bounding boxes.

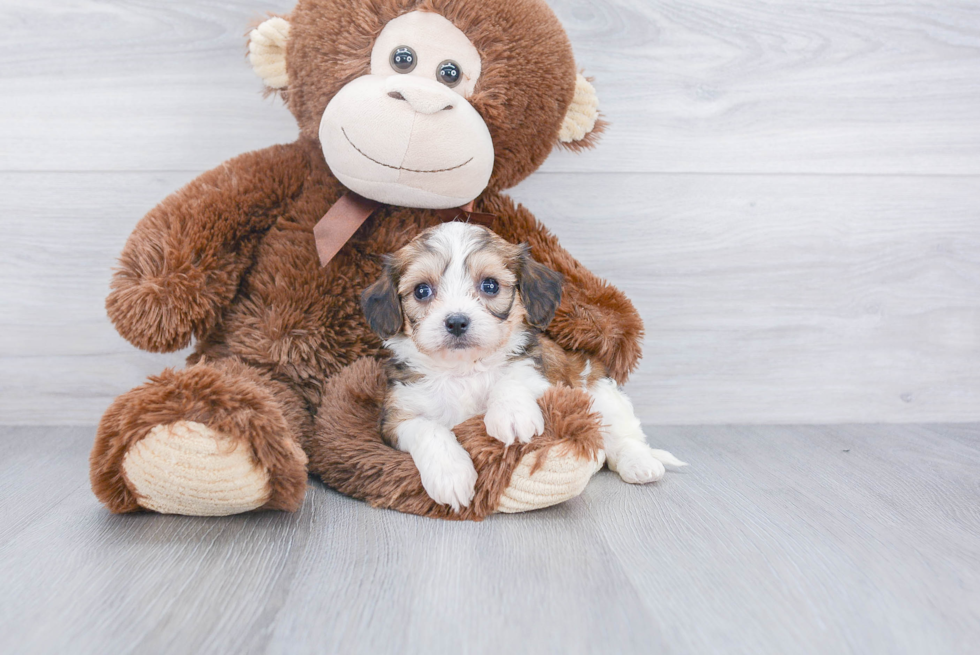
[248,16,290,90]
[519,251,564,330]
[361,261,403,340]
[557,74,604,150]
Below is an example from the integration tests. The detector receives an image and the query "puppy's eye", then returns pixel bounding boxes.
[437,60,462,87]
[480,278,500,295]
[414,283,433,300]
[390,46,417,73]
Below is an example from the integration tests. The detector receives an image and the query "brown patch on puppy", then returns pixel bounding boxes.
[484,192,646,383]
[391,234,448,339]
[379,355,424,448]
[465,233,522,321]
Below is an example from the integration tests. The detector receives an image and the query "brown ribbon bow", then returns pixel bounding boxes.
[312,192,496,267]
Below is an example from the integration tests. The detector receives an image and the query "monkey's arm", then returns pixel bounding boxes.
[106,143,310,352]
[487,196,644,385]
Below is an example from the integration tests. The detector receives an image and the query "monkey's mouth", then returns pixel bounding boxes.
[342,127,473,174]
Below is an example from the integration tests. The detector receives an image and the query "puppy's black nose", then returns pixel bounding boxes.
[445,314,470,337]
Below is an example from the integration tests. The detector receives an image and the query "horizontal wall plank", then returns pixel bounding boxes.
[1,0,978,174]
[2,171,978,424]
[512,173,980,423]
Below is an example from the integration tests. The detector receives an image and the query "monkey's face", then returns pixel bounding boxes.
[249,0,604,200]
[318,12,494,209]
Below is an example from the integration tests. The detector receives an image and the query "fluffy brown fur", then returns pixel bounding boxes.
[91,357,310,513]
[91,0,644,517]
[306,357,603,520]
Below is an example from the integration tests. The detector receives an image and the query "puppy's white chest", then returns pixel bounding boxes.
[416,368,499,428]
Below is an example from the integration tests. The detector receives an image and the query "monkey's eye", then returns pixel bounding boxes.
[480,278,499,295]
[437,60,462,87]
[390,46,417,73]
[414,283,433,301]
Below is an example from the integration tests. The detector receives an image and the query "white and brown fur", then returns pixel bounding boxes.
[361,222,685,511]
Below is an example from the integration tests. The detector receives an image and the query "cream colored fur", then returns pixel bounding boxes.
[558,75,600,143]
[371,12,483,98]
[248,17,290,90]
[122,421,271,516]
[319,74,495,209]
[498,447,606,513]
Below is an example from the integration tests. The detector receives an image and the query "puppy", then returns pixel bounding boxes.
[361,222,685,511]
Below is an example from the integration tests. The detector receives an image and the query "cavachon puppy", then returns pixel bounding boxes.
[362,222,686,510]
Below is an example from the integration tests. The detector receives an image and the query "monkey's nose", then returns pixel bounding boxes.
[385,75,459,114]
[445,314,470,337]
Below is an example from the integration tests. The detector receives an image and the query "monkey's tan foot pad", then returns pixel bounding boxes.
[122,421,271,516]
[497,446,606,513]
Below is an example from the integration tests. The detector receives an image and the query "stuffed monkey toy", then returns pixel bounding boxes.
[90,0,645,520]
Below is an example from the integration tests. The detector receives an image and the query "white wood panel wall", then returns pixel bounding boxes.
[1,0,979,425]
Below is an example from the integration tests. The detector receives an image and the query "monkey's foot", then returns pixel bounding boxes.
[91,359,309,515]
[120,421,271,516]
[497,446,605,513]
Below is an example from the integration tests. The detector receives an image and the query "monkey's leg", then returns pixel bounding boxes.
[307,358,605,520]
[90,358,310,515]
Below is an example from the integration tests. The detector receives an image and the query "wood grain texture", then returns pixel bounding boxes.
[511,173,980,423]
[1,0,979,424]
[2,424,978,654]
[1,0,979,174]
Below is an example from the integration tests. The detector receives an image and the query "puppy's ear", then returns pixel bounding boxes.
[518,249,564,330]
[361,259,402,340]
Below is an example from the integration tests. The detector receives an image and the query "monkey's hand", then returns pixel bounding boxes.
[106,144,309,352]
[106,240,236,353]
[547,278,644,385]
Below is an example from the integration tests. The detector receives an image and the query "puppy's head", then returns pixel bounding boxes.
[361,222,563,361]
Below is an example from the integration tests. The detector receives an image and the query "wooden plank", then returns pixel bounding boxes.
[260,487,667,655]
[0,171,195,424]
[582,423,980,654]
[0,426,93,545]
[0,431,314,654]
[512,172,980,424]
[554,0,980,174]
[3,171,979,424]
[0,0,298,173]
[1,0,978,174]
[1,424,978,654]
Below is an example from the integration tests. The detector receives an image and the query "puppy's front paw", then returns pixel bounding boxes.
[484,396,545,446]
[612,443,667,484]
[413,438,478,512]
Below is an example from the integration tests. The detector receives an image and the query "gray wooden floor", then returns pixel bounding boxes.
[2,424,978,654]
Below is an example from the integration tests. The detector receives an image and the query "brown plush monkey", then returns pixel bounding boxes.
[90,0,644,519]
